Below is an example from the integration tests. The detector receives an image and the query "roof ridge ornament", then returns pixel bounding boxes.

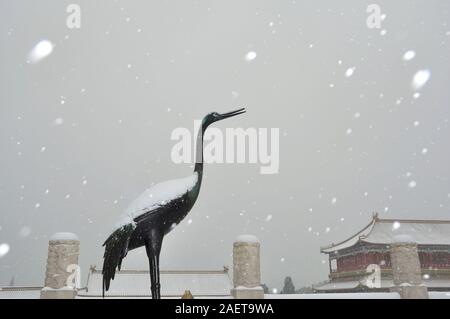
[372,212,379,220]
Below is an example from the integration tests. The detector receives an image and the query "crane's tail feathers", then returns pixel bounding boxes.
[102,223,135,298]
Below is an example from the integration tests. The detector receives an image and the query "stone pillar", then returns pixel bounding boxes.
[231,235,264,299]
[389,235,428,299]
[40,233,80,299]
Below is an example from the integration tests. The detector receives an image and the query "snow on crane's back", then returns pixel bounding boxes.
[114,173,198,230]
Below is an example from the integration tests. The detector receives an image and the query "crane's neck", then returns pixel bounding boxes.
[190,123,206,201]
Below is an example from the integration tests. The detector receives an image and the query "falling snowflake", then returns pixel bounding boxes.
[345,67,355,77]
[421,148,428,155]
[265,214,273,222]
[187,219,193,225]
[53,118,64,126]
[35,203,41,209]
[245,51,257,61]
[380,29,387,36]
[40,146,46,152]
[413,121,420,127]
[27,40,54,64]
[403,50,416,61]
[0,243,10,258]
[408,180,417,188]
[19,226,31,238]
[392,221,401,230]
[412,69,431,90]
[346,128,353,135]
[331,197,337,205]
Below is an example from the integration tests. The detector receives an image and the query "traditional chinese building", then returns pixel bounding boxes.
[314,214,450,293]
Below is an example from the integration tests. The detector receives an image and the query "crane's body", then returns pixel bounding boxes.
[102,108,245,299]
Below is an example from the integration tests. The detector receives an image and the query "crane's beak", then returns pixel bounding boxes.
[219,107,246,120]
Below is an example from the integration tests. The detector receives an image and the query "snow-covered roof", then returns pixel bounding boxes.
[266,292,450,299]
[321,216,450,253]
[313,278,450,291]
[0,286,42,299]
[429,292,450,299]
[78,268,233,298]
[265,292,401,299]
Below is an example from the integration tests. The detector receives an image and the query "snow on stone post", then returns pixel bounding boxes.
[40,233,80,299]
[231,235,264,299]
[389,235,428,299]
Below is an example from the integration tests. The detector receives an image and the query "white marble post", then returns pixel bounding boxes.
[389,235,428,299]
[231,235,264,299]
[40,233,80,299]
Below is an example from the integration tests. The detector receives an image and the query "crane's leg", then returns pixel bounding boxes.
[145,229,163,299]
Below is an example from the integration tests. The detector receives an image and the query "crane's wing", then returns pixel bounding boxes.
[102,223,135,297]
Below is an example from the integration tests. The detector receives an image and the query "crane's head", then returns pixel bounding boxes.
[202,107,246,128]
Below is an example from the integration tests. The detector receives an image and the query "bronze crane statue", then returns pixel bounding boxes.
[102,108,246,298]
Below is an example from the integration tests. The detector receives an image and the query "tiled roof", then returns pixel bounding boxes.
[0,286,42,299]
[266,292,401,299]
[313,278,450,291]
[321,215,450,253]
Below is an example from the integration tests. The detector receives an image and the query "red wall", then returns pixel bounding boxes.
[420,251,450,269]
[335,251,450,273]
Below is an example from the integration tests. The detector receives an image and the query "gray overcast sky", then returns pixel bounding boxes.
[1,1,449,290]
